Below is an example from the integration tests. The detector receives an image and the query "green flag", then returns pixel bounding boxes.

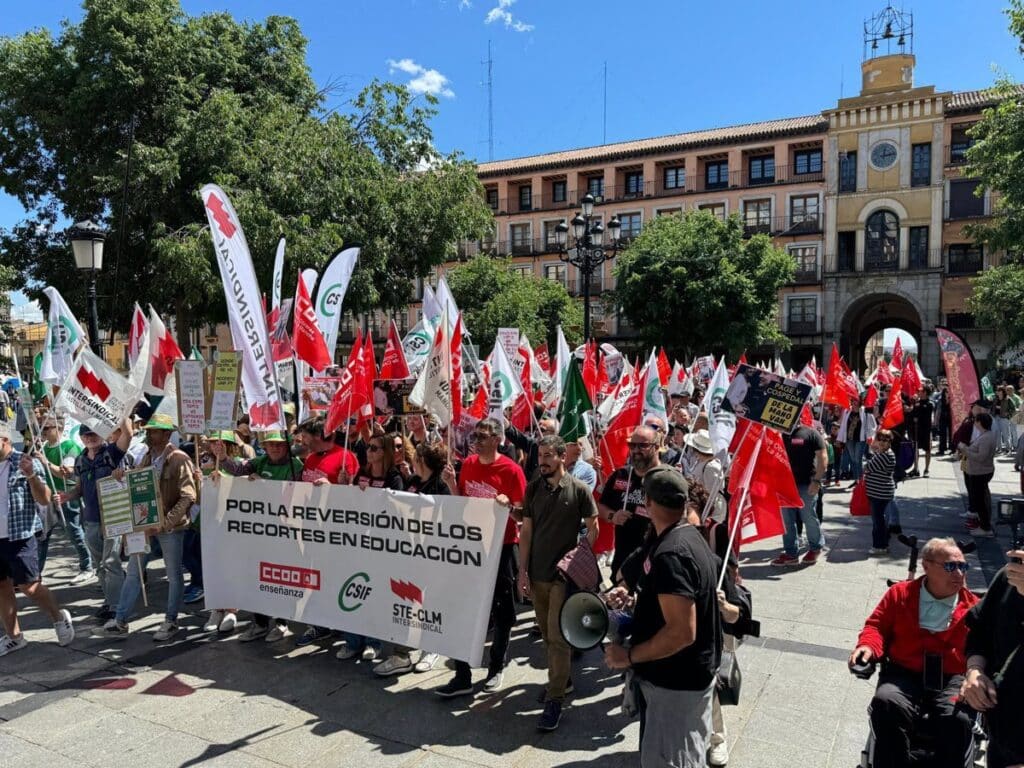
[558,357,593,442]
[30,353,47,403]
[981,374,995,400]
[189,346,204,361]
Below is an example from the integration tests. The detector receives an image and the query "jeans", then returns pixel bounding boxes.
[116,530,185,625]
[885,499,901,528]
[781,484,825,557]
[454,543,518,681]
[83,521,125,608]
[869,497,892,549]
[38,501,92,575]
[340,632,381,654]
[994,416,1010,451]
[843,441,866,480]
[182,528,203,589]
[531,579,571,701]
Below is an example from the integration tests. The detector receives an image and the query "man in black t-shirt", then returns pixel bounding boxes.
[605,466,722,768]
[771,424,827,567]
[598,425,661,582]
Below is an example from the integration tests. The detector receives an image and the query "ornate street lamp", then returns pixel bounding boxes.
[68,219,107,358]
[555,194,621,341]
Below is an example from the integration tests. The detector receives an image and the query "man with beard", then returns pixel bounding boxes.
[599,425,661,582]
[517,435,598,730]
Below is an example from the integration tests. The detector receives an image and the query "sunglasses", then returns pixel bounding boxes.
[926,560,969,573]
[367,444,383,452]
[470,432,495,442]
[628,442,654,450]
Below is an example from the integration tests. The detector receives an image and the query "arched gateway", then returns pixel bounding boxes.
[838,292,933,377]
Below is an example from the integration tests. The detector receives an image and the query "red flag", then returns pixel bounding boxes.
[268,299,294,364]
[596,354,610,396]
[875,358,893,386]
[656,348,672,388]
[148,309,184,393]
[363,331,377,381]
[598,365,647,476]
[325,346,372,435]
[881,372,905,429]
[738,352,749,367]
[346,327,362,369]
[468,380,489,419]
[799,403,814,427]
[583,341,598,401]
[822,343,858,408]
[891,337,904,372]
[450,313,464,426]
[534,343,551,376]
[864,383,879,409]
[728,423,802,546]
[293,276,332,372]
[902,358,922,397]
[379,320,410,380]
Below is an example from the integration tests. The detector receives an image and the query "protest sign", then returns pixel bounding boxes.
[497,328,519,363]
[201,477,508,666]
[695,355,716,384]
[97,466,164,538]
[175,360,207,434]
[207,352,242,430]
[373,379,425,418]
[302,377,344,412]
[721,363,812,434]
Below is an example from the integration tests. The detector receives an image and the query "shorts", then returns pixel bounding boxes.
[0,537,41,586]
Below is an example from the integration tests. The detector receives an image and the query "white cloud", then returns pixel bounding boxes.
[484,0,533,32]
[459,0,472,8]
[386,58,455,98]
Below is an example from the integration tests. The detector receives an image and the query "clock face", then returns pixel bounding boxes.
[871,142,898,170]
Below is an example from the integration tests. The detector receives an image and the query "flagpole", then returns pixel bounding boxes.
[701,418,753,522]
[717,429,764,592]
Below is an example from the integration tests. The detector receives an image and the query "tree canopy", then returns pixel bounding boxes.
[444,255,582,355]
[612,211,794,359]
[0,0,492,347]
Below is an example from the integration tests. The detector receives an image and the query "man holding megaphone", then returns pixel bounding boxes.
[604,466,722,768]
[518,435,599,732]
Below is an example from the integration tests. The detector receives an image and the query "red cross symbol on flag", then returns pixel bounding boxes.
[205,194,237,239]
[77,364,110,401]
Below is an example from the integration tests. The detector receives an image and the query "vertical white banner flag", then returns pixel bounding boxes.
[272,237,286,313]
[40,286,86,384]
[701,358,736,461]
[487,336,524,426]
[435,276,460,330]
[642,349,667,422]
[314,247,360,358]
[409,308,452,427]
[201,183,283,430]
[422,285,443,326]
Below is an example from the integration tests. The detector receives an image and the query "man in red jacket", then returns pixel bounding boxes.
[849,538,979,768]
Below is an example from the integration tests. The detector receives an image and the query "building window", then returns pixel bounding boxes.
[948,244,983,275]
[911,143,931,187]
[837,231,856,272]
[509,264,534,280]
[664,167,685,190]
[839,151,857,193]
[743,199,772,234]
[865,210,899,271]
[748,155,775,185]
[788,297,817,334]
[486,188,498,210]
[518,185,532,211]
[950,124,976,164]
[699,203,726,221]
[789,195,820,231]
[945,312,976,330]
[947,179,986,219]
[657,207,682,217]
[909,226,929,269]
[543,220,565,250]
[551,180,566,203]
[543,264,567,286]
[790,246,819,283]
[705,160,729,190]
[794,149,823,175]
[510,223,532,255]
[587,176,605,198]
[623,171,644,197]
[619,213,642,242]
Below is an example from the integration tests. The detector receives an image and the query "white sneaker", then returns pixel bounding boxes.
[218,612,238,633]
[70,570,97,586]
[373,654,413,677]
[203,610,225,632]
[54,608,75,646]
[0,634,27,657]
[414,651,441,673]
[265,624,291,643]
[708,740,729,766]
[153,621,179,642]
[361,645,380,662]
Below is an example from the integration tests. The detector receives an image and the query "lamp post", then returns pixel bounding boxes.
[555,194,621,342]
[68,219,107,359]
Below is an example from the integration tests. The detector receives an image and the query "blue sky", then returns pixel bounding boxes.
[4,0,1023,323]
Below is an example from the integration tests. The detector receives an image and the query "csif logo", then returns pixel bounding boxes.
[338,572,372,612]
[318,283,343,317]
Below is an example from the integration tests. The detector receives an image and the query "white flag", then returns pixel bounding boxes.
[422,285,443,326]
[701,358,736,461]
[554,325,571,397]
[272,237,286,313]
[435,276,460,330]
[54,349,140,438]
[641,350,667,423]
[313,247,359,356]
[668,361,694,397]
[201,183,283,430]
[409,308,452,427]
[518,331,551,388]
[40,286,86,384]
[402,316,436,376]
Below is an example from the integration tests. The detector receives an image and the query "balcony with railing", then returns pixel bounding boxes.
[824,249,943,274]
[741,213,824,238]
[948,143,975,166]
[790,264,821,285]
[947,249,984,276]
[787,319,819,335]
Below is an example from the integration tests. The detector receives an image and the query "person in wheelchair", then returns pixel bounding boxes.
[849,537,980,768]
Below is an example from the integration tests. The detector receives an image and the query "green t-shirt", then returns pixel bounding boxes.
[251,455,304,481]
[43,439,81,493]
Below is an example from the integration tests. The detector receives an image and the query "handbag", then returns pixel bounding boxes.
[716,647,742,705]
[850,477,870,516]
[556,537,601,591]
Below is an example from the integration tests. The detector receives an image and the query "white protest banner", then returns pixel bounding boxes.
[207,352,242,430]
[201,477,508,666]
[175,360,207,435]
[314,247,360,357]
[497,328,519,364]
[53,349,140,438]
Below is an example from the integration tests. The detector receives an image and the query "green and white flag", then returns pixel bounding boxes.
[642,349,667,423]
[40,286,86,384]
[981,374,995,400]
[488,334,524,426]
[558,357,593,442]
[402,316,436,376]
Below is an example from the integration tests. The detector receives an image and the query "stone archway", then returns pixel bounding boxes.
[839,292,922,376]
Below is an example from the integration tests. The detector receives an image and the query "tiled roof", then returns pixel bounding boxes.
[476,115,829,177]
[945,85,1024,114]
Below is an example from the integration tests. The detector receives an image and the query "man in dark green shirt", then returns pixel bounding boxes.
[37,417,92,580]
[518,434,598,731]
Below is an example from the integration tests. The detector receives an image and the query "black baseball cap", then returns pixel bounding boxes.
[643,466,689,509]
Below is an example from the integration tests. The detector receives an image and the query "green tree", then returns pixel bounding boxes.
[0,0,492,348]
[964,1,1024,339]
[445,255,582,354]
[612,211,793,359]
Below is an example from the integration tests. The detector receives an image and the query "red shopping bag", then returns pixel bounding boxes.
[850,477,870,516]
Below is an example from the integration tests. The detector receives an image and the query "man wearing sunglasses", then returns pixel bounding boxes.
[849,538,979,768]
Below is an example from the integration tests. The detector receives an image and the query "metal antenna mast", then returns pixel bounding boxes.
[603,61,607,145]
[486,40,494,161]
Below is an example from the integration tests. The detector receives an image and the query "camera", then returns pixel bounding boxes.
[996,498,1024,562]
